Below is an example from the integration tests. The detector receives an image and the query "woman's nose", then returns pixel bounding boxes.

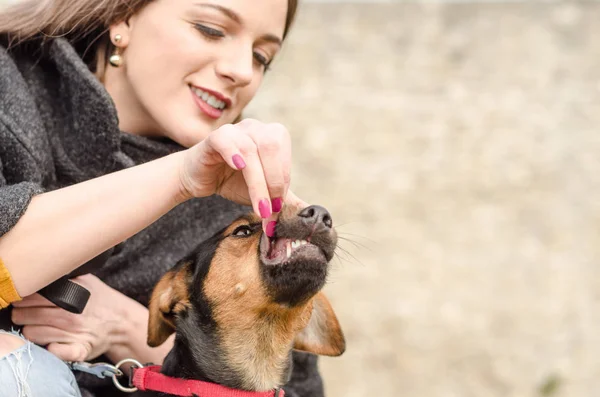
[215,50,254,87]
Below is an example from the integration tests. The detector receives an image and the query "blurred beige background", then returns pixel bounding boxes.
[2,0,599,395]
[245,2,600,397]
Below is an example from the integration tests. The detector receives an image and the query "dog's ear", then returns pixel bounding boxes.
[147,263,191,347]
[293,292,346,356]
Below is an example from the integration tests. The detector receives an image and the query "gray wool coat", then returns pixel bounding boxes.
[0,38,323,397]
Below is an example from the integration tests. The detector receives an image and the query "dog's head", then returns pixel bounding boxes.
[147,204,345,390]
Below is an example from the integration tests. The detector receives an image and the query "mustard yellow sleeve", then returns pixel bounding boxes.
[0,257,21,309]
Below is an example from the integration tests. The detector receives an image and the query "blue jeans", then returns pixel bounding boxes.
[0,331,82,397]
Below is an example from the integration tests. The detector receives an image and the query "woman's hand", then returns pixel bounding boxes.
[11,274,131,362]
[180,119,303,231]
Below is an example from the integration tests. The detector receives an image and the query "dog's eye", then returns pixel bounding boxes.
[232,225,253,237]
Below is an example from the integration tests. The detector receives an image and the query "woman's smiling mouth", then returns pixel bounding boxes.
[190,85,231,119]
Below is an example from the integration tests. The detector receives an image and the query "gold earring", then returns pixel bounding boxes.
[109,34,123,67]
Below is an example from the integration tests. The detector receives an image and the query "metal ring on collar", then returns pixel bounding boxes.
[112,358,144,393]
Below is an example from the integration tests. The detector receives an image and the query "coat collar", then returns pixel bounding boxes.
[47,38,123,179]
[46,38,183,180]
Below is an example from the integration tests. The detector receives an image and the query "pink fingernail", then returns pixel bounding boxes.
[232,154,246,170]
[266,221,276,237]
[259,199,271,218]
[271,198,283,213]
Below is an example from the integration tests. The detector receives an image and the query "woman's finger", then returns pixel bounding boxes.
[207,129,271,215]
[47,342,89,362]
[248,123,291,214]
[70,273,100,287]
[284,189,309,210]
[21,325,74,346]
[261,190,308,235]
[12,306,76,329]
[205,124,249,171]
[11,293,55,308]
[235,134,273,225]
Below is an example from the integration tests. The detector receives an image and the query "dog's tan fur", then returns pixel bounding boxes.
[203,215,315,390]
[147,207,345,391]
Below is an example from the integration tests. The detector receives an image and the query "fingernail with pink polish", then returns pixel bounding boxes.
[259,199,271,218]
[232,154,246,170]
[271,197,283,213]
[266,221,276,237]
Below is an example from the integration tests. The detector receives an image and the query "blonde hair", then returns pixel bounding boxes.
[0,0,298,67]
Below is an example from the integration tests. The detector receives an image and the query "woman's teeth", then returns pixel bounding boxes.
[191,87,227,110]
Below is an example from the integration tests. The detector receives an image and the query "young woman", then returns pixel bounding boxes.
[0,0,322,396]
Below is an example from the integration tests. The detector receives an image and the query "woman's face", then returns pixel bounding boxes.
[106,0,288,147]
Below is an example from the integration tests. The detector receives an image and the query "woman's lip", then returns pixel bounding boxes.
[190,87,223,120]
[190,85,232,108]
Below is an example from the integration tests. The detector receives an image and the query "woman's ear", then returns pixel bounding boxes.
[108,21,132,48]
[293,292,346,356]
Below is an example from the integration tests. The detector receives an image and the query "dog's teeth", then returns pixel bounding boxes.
[286,242,292,258]
[290,240,308,250]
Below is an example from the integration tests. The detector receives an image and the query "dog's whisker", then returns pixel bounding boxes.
[337,236,375,254]
[335,244,360,260]
[332,221,361,229]
[332,252,364,269]
[333,245,365,267]
[337,235,369,248]
[337,231,377,245]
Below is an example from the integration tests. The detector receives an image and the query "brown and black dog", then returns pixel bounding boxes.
[139,204,345,395]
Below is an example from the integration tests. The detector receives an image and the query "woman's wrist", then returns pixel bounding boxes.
[105,291,173,365]
[105,291,147,358]
[175,148,196,203]
[157,150,194,206]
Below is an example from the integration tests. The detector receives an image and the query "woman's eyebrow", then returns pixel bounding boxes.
[193,2,283,46]
[194,3,242,24]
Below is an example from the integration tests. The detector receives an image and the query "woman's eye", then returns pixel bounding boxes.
[253,52,271,70]
[194,23,225,39]
[232,225,253,237]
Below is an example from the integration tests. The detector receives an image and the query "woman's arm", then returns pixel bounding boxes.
[0,152,186,297]
[0,119,294,300]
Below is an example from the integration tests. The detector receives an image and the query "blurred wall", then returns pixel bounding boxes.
[245,2,600,397]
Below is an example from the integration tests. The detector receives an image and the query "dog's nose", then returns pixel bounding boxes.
[298,205,333,229]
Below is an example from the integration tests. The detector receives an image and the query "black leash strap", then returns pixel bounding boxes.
[38,249,112,314]
[39,278,91,314]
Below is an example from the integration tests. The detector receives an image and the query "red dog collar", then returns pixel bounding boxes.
[132,365,284,397]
